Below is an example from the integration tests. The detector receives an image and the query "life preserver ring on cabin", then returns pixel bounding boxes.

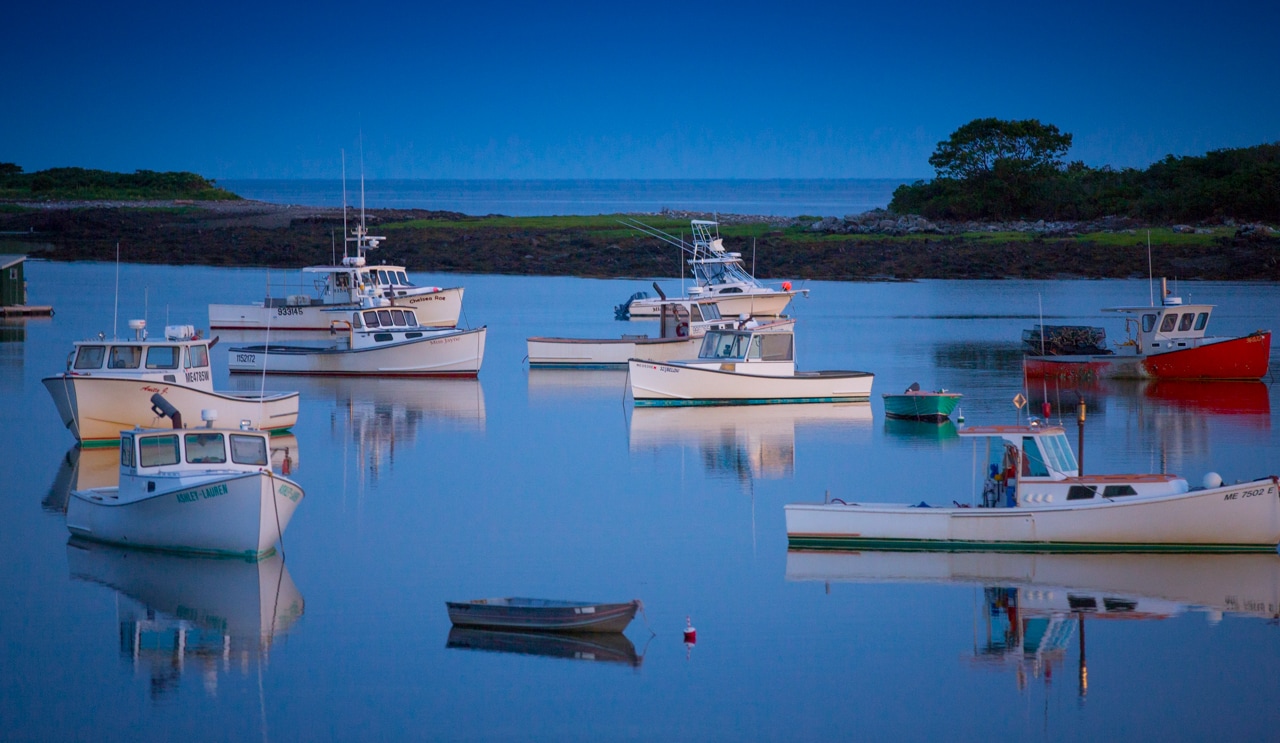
[676,321,689,338]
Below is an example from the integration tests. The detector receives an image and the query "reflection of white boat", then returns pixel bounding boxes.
[629,327,874,406]
[785,550,1280,619]
[42,321,299,445]
[67,538,304,698]
[617,219,805,318]
[527,369,630,399]
[66,408,305,558]
[786,422,1280,552]
[528,298,789,369]
[227,305,486,377]
[209,222,463,330]
[629,403,872,480]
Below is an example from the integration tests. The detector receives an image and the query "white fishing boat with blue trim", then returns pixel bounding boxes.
[628,326,874,406]
[785,421,1280,553]
[66,400,305,559]
[227,303,486,377]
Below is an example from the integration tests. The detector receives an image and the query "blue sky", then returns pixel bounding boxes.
[4,0,1277,180]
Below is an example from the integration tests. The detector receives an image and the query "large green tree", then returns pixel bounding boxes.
[928,118,1072,180]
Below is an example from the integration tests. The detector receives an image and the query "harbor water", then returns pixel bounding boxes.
[2,262,1278,740]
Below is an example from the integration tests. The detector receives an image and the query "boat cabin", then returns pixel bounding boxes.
[1104,279,1219,356]
[341,306,439,348]
[689,328,795,376]
[960,422,1187,508]
[119,425,272,477]
[66,322,214,389]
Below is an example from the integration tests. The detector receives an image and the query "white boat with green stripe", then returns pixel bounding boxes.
[786,421,1280,553]
[66,403,304,559]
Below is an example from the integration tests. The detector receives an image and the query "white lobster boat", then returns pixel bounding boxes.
[227,304,486,377]
[616,219,805,318]
[628,326,874,406]
[528,297,792,369]
[66,405,305,559]
[209,223,464,330]
[42,321,299,446]
[785,421,1280,553]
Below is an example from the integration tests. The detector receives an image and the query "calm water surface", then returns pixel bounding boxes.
[3,264,1278,741]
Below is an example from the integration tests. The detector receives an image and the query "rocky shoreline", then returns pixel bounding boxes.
[2,200,1277,281]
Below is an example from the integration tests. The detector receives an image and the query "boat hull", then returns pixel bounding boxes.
[446,599,640,633]
[209,287,464,330]
[1024,331,1271,381]
[629,359,874,406]
[528,336,701,369]
[784,477,1280,553]
[629,290,797,318]
[882,392,961,422]
[227,327,486,377]
[66,471,304,559]
[42,375,299,446]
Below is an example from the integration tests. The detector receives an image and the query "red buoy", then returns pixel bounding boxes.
[1042,401,1052,419]
[683,616,697,644]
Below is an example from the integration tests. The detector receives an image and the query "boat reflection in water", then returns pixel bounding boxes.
[446,627,642,667]
[526,369,630,403]
[787,550,1280,693]
[67,538,304,700]
[229,376,485,485]
[629,403,872,482]
[42,435,300,514]
[882,417,961,448]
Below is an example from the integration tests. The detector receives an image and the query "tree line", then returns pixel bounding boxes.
[889,119,1280,223]
[0,164,239,201]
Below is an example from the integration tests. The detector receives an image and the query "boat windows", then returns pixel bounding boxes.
[377,310,393,327]
[1043,433,1078,473]
[1020,437,1050,477]
[138,434,180,467]
[146,346,180,370]
[73,345,106,370]
[1160,313,1178,332]
[1102,484,1138,497]
[229,434,269,466]
[351,313,364,329]
[747,336,763,359]
[363,310,380,327]
[406,331,423,339]
[187,344,209,369]
[396,271,409,285]
[184,433,226,464]
[390,309,407,326]
[1178,313,1195,331]
[1067,595,1098,611]
[374,333,394,342]
[1066,485,1097,500]
[108,346,143,369]
[404,312,418,327]
[1142,313,1157,332]
[378,270,391,285]
[1103,598,1137,612]
[1194,312,1208,330]
[759,333,793,361]
[120,434,135,468]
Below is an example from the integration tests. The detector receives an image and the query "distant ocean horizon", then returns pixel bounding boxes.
[217,178,915,218]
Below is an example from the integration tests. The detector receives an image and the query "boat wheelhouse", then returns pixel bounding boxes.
[209,224,464,330]
[617,219,805,318]
[42,321,299,446]
[1023,279,1271,380]
[785,421,1280,552]
[628,326,874,406]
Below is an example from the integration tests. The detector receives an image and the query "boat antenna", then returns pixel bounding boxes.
[752,236,757,277]
[1152,229,1162,304]
[341,148,348,260]
[113,241,120,339]
[359,133,366,237]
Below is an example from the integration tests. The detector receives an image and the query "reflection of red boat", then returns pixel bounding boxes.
[1023,280,1271,381]
[1141,380,1272,416]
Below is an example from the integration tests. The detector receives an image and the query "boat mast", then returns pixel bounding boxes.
[341,149,348,261]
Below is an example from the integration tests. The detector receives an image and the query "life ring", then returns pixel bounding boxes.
[676,321,689,337]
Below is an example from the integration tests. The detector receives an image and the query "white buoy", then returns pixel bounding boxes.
[1202,472,1223,489]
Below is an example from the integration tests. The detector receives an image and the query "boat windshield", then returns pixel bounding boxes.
[692,259,760,288]
[73,345,106,370]
[691,303,722,322]
[699,331,753,360]
[1041,432,1078,473]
